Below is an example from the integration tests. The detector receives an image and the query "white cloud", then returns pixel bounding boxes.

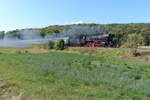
[65,21,84,25]
[71,21,84,24]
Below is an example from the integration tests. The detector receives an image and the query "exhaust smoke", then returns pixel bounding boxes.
[0,29,54,48]
[0,25,107,48]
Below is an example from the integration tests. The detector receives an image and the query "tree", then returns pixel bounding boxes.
[111,34,124,47]
[0,31,5,39]
[143,32,150,45]
[47,40,54,49]
[55,39,65,50]
[125,34,144,56]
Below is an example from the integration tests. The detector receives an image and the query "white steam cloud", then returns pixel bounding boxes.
[0,25,107,48]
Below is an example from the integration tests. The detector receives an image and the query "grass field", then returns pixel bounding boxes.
[0,47,149,100]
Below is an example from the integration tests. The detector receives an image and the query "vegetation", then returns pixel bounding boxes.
[0,31,5,39]
[0,23,149,99]
[41,23,150,47]
[3,23,150,47]
[55,39,65,50]
[47,40,54,49]
[102,23,150,47]
[123,34,144,56]
[0,47,149,100]
[40,25,70,35]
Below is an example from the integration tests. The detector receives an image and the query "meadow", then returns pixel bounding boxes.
[0,47,149,100]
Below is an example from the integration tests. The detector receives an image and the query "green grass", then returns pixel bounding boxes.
[66,47,131,57]
[0,47,149,100]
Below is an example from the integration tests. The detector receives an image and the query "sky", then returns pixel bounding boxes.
[0,0,150,31]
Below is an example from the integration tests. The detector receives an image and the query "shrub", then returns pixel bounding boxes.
[15,50,22,54]
[24,50,29,53]
[124,34,144,56]
[55,39,65,50]
[47,40,54,49]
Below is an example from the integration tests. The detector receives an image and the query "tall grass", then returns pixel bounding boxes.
[0,49,149,99]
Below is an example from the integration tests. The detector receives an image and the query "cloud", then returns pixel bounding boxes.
[71,21,84,24]
[65,21,84,25]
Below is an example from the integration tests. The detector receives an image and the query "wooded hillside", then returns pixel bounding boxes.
[1,23,150,47]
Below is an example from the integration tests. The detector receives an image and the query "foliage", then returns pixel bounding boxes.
[103,23,150,46]
[39,25,70,35]
[125,34,144,48]
[110,34,125,47]
[143,32,150,45]
[4,23,150,47]
[47,40,54,49]
[0,31,5,39]
[124,34,144,56]
[55,39,65,50]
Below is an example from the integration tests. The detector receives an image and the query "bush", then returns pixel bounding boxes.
[55,39,65,50]
[48,40,54,49]
[124,34,144,56]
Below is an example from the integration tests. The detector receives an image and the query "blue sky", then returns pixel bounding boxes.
[0,0,150,31]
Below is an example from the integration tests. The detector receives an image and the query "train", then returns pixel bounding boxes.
[62,34,113,47]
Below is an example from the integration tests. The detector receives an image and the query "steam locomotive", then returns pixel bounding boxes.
[63,34,113,47]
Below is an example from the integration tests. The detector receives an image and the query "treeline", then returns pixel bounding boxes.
[102,23,150,46]
[1,23,150,47]
[40,23,150,46]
